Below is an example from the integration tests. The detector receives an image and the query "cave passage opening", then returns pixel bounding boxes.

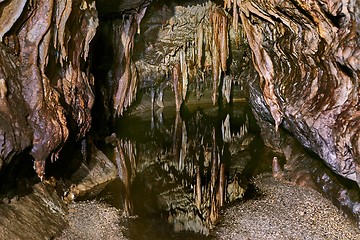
[86,0,360,236]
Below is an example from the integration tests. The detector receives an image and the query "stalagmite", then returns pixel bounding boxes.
[272,156,283,179]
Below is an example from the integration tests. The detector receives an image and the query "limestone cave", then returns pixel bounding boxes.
[0,0,359,238]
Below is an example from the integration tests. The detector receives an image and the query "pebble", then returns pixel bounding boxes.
[213,173,360,239]
[56,200,127,240]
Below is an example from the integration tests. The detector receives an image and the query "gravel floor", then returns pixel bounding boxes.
[56,200,127,240]
[56,174,360,240]
[213,174,360,240]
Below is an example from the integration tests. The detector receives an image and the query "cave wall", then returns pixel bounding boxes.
[230,0,360,186]
[0,0,98,179]
[0,0,359,189]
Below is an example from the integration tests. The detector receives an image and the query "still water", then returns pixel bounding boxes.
[98,104,278,239]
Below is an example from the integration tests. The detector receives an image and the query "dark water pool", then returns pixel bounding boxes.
[97,104,281,239]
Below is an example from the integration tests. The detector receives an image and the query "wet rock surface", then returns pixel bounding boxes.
[0,182,67,239]
[0,0,97,180]
[214,174,360,240]
[238,0,360,186]
[0,143,117,239]
[62,145,118,202]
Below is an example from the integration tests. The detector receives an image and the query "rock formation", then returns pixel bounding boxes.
[236,0,360,186]
[0,0,358,190]
[0,0,97,180]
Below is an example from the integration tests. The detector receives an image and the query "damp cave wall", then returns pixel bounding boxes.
[0,0,359,188]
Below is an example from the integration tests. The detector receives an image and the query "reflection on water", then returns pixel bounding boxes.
[100,105,272,236]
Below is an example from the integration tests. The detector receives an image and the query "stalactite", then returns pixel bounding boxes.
[196,22,204,69]
[211,36,220,105]
[232,0,239,33]
[210,8,229,105]
[113,18,134,116]
[0,0,27,42]
[180,46,188,100]
[172,62,183,111]
[0,78,7,100]
[220,15,228,72]
[113,7,146,116]
[53,0,72,66]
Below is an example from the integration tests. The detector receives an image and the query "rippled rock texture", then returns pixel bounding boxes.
[235,0,360,186]
[0,0,97,179]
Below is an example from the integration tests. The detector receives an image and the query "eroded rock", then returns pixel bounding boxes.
[0,0,98,179]
[236,0,360,186]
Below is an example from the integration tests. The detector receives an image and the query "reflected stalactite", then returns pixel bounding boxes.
[209,127,221,223]
[106,134,136,216]
[173,112,183,171]
[119,139,137,216]
[222,114,232,142]
[109,107,256,234]
[218,163,225,207]
[222,75,232,103]
[196,165,202,210]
